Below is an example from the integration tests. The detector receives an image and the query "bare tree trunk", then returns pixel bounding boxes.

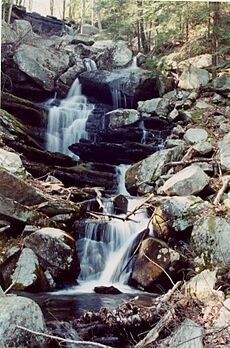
[28,0,33,12]
[91,0,95,26]
[80,0,85,33]
[50,0,54,16]
[136,0,148,53]
[210,1,220,79]
[62,0,66,19]
[97,9,102,31]
[7,0,14,24]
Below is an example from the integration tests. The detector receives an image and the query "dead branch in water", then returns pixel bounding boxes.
[124,194,155,221]
[87,211,137,222]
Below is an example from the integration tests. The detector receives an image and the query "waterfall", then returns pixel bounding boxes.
[46,78,94,156]
[139,120,148,144]
[84,58,97,71]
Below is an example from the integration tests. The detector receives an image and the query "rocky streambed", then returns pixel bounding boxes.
[1,7,230,348]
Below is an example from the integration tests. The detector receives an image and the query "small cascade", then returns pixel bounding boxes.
[46,78,94,156]
[116,164,130,196]
[139,120,148,144]
[84,58,97,72]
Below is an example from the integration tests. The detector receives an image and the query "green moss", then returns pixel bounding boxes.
[190,110,202,123]
[207,216,216,234]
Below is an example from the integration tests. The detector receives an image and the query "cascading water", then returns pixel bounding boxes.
[46,78,94,156]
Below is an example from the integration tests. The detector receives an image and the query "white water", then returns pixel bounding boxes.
[46,78,94,156]
[84,58,97,71]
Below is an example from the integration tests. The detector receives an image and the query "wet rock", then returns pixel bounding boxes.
[79,69,166,108]
[69,140,156,165]
[125,145,185,195]
[13,43,70,91]
[0,295,46,348]
[219,132,230,172]
[24,227,80,283]
[113,194,128,214]
[168,319,204,348]
[152,196,211,240]
[1,92,47,127]
[178,64,209,90]
[0,169,46,206]
[94,286,122,294]
[0,148,26,177]
[104,109,140,128]
[11,248,48,291]
[184,128,208,145]
[130,237,181,291]
[161,165,209,196]
[191,216,230,268]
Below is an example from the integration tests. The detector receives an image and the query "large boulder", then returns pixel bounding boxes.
[125,145,185,195]
[178,54,212,70]
[0,295,46,348]
[13,44,70,91]
[152,196,211,240]
[12,19,37,40]
[0,169,46,206]
[161,165,209,196]
[24,227,80,283]
[71,33,95,46]
[11,248,48,291]
[178,64,210,90]
[1,21,18,44]
[104,109,140,129]
[82,24,99,36]
[219,132,230,172]
[56,60,85,97]
[191,216,230,269]
[96,40,133,69]
[79,69,167,108]
[137,98,162,114]
[130,237,181,291]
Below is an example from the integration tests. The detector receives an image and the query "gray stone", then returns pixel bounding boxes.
[169,319,204,348]
[178,64,210,90]
[24,227,79,281]
[0,169,46,207]
[12,19,37,39]
[172,125,185,137]
[58,61,85,85]
[184,128,208,144]
[191,216,230,267]
[165,139,186,148]
[188,91,199,101]
[196,100,213,109]
[192,141,213,155]
[1,21,18,44]
[179,54,212,69]
[11,248,47,291]
[136,52,147,66]
[168,108,179,122]
[13,44,70,91]
[81,24,99,36]
[0,295,46,347]
[0,148,26,177]
[214,298,230,329]
[0,286,5,297]
[162,165,209,196]
[71,33,95,46]
[137,98,162,114]
[125,145,185,195]
[105,109,140,128]
[213,93,223,103]
[152,196,211,239]
[184,269,218,301]
[110,40,133,68]
[180,110,192,123]
[219,132,230,171]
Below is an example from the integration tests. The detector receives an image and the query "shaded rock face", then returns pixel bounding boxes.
[24,227,80,284]
[191,216,230,269]
[152,196,211,240]
[0,295,46,348]
[169,319,204,348]
[79,69,166,108]
[125,145,185,195]
[161,165,209,196]
[130,237,181,291]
